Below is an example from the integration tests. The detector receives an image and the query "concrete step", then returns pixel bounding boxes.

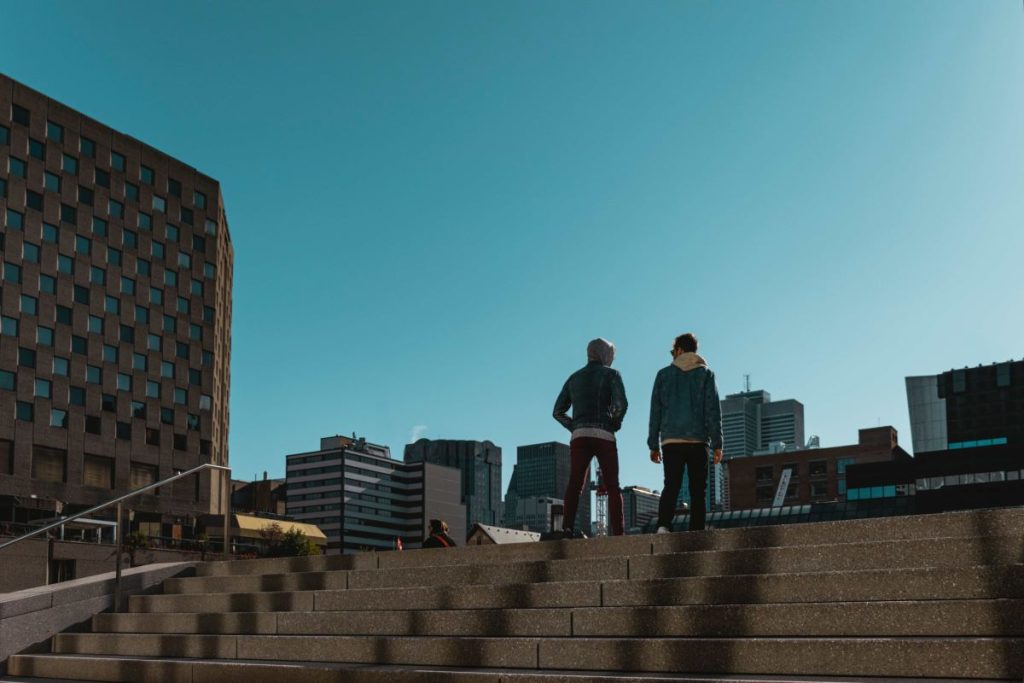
[161,534,1024,596]
[33,634,1024,679]
[9,655,1010,683]
[93,599,1024,637]
[191,506,1024,578]
[129,564,1024,613]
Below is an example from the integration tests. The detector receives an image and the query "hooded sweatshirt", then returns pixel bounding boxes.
[576,338,618,441]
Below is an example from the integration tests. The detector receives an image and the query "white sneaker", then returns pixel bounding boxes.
[656,526,671,534]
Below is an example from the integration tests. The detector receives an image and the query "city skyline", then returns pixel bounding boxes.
[2,1,1021,500]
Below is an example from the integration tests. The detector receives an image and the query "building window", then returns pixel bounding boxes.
[105,296,120,314]
[108,247,122,266]
[174,433,188,451]
[199,394,212,410]
[129,462,157,489]
[138,211,151,229]
[810,481,829,499]
[136,306,149,324]
[111,151,125,172]
[76,235,91,255]
[187,414,200,431]
[85,415,102,435]
[996,362,1011,388]
[161,407,174,425]
[53,357,70,376]
[102,393,116,412]
[26,190,43,211]
[35,378,52,398]
[161,361,175,379]
[146,381,160,398]
[177,297,190,314]
[29,138,45,160]
[164,270,177,287]
[61,203,77,224]
[809,461,828,478]
[108,199,124,218]
[6,209,24,230]
[45,171,61,192]
[71,334,88,354]
[80,136,95,157]
[180,207,193,225]
[1,316,17,336]
[126,182,139,201]
[152,241,165,259]
[86,365,102,384]
[12,103,30,125]
[194,191,206,209]
[91,266,106,285]
[55,305,72,325]
[164,315,176,333]
[43,223,59,243]
[47,120,64,142]
[166,224,179,241]
[16,401,34,422]
[140,165,154,184]
[191,279,203,296]
[117,373,132,392]
[84,454,114,489]
[21,295,37,315]
[32,446,67,483]
[23,242,40,263]
[50,409,68,428]
[121,277,135,294]
[123,229,137,248]
[74,285,90,304]
[0,123,8,144]
[132,353,147,371]
[116,422,131,440]
[131,401,146,419]
[145,428,160,445]
[0,371,15,391]
[177,342,189,359]
[69,386,86,406]
[103,345,118,363]
[40,274,56,293]
[62,154,77,174]
[37,326,54,346]
[178,252,191,268]
[168,178,181,197]
[7,158,28,183]
[88,316,103,334]
[174,388,187,405]
[147,334,162,351]
[153,195,166,213]
[205,218,217,236]
[137,259,150,276]
[4,262,21,283]
[95,168,110,189]
[189,324,202,341]
[19,347,36,369]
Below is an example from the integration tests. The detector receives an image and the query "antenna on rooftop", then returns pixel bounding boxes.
[744,374,751,392]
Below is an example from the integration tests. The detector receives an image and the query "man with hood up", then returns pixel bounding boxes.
[648,332,723,533]
[553,338,628,536]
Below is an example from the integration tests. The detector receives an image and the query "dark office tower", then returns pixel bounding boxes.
[502,441,591,533]
[403,438,502,530]
[0,75,233,535]
[906,360,1024,454]
[622,485,660,531]
[286,435,465,554]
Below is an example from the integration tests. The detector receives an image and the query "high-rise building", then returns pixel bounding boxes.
[285,435,465,554]
[502,441,591,532]
[622,485,660,531]
[0,74,233,536]
[403,438,502,530]
[717,389,805,510]
[906,360,1022,455]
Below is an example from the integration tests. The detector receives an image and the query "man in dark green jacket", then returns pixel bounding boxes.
[648,332,723,533]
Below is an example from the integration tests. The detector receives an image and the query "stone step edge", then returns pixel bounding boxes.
[166,533,1023,591]
[193,506,1024,577]
[5,653,1007,683]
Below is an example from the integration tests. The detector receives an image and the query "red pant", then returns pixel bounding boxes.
[562,437,624,536]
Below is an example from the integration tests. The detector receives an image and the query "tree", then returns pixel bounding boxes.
[257,523,321,557]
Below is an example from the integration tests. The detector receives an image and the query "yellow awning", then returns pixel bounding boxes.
[233,514,327,542]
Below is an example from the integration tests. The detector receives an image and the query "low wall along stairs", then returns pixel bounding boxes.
[4,507,1023,682]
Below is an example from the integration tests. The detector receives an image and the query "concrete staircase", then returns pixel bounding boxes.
[4,507,1023,682]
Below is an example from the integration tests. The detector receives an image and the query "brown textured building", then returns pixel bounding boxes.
[0,73,232,536]
[726,427,909,510]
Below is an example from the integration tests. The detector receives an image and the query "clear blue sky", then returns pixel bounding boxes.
[3,1,1022,499]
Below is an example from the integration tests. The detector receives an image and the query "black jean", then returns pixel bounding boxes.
[656,442,709,531]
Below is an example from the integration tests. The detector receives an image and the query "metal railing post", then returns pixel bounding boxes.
[114,502,124,613]
[222,470,231,560]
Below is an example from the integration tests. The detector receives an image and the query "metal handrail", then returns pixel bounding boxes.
[0,462,232,610]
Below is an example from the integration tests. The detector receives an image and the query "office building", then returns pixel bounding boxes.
[231,474,286,516]
[727,426,907,510]
[906,360,1022,454]
[285,434,465,554]
[502,441,591,532]
[622,485,660,532]
[0,74,233,536]
[403,438,502,530]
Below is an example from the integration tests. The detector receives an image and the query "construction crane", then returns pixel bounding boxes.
[593,464,608,537]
